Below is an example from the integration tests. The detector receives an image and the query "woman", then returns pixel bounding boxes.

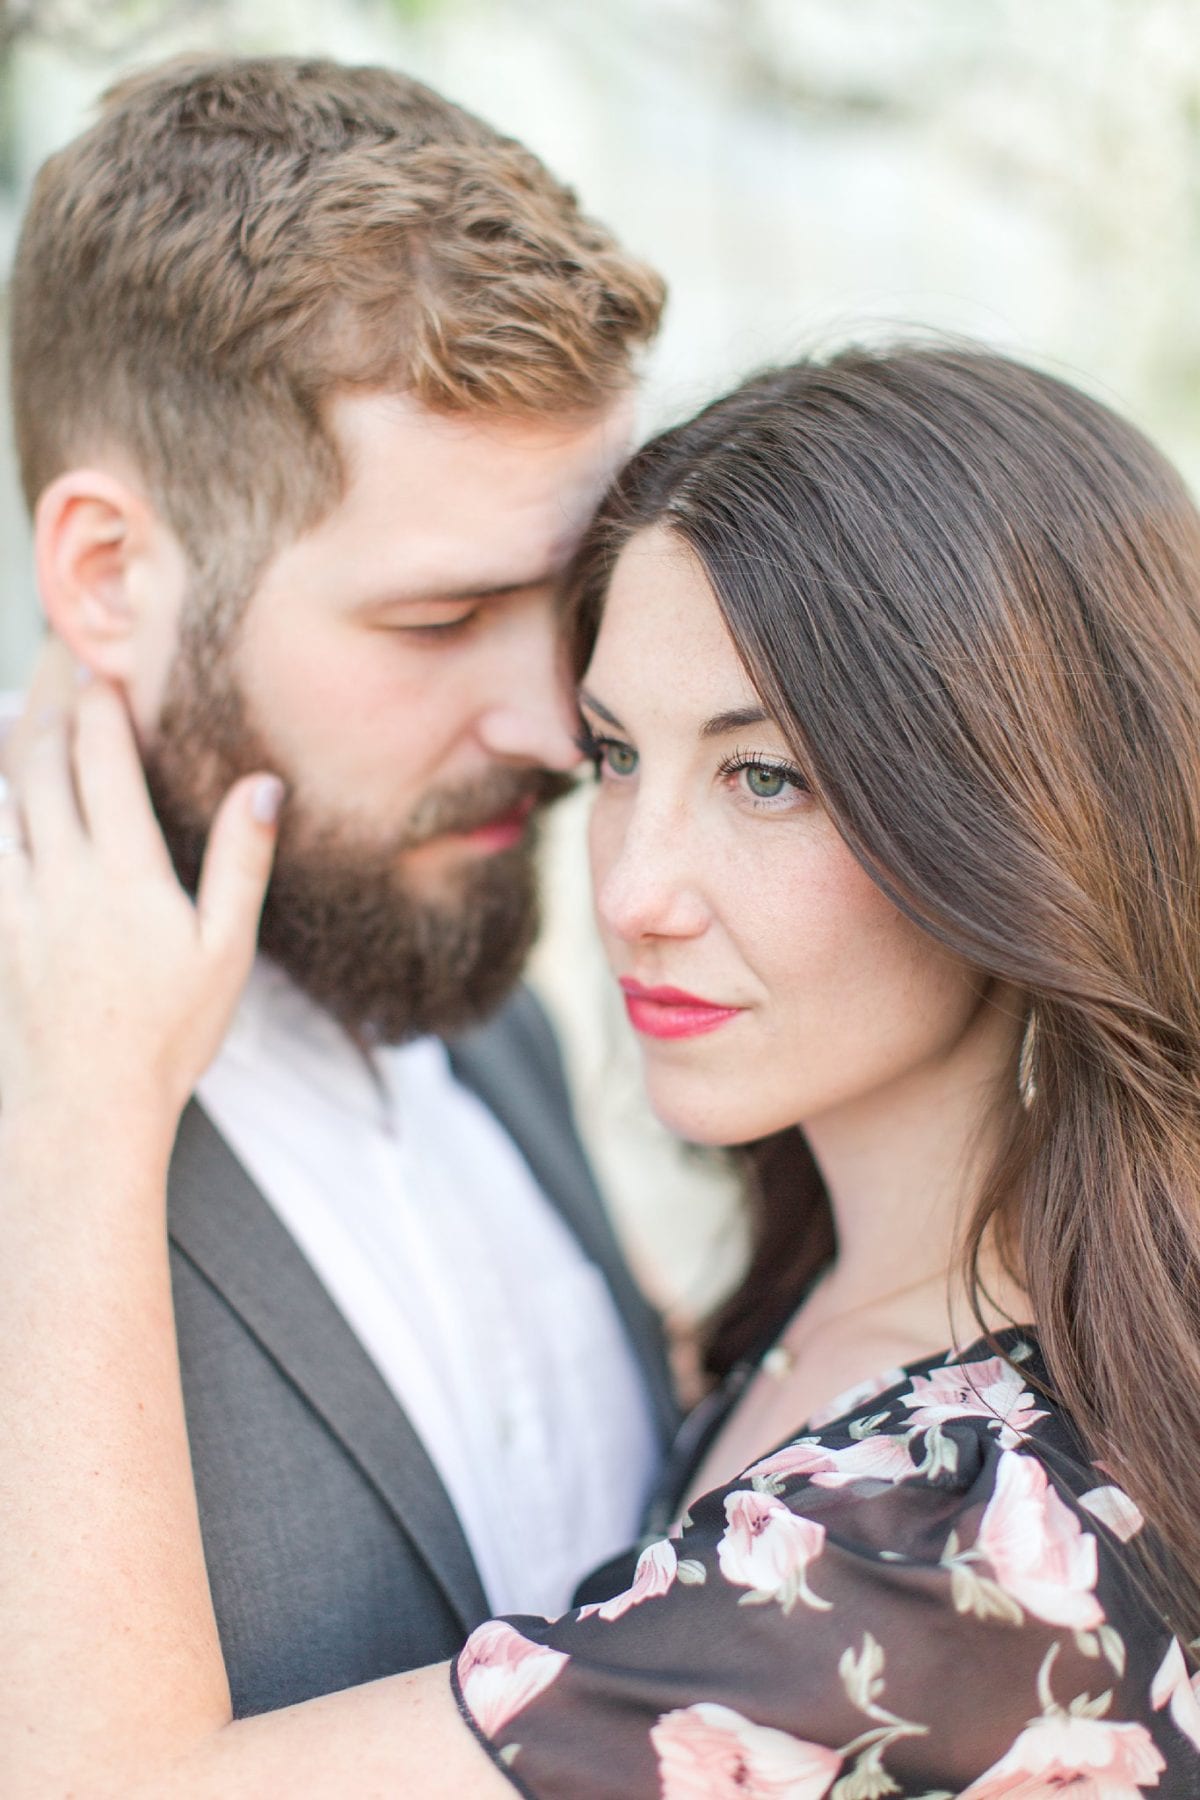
[4,343,1200,1796]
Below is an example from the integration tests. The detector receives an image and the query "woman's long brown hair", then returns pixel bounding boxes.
[565,345,1200,1639]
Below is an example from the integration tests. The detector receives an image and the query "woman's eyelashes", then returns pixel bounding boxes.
[717,747,811,810]
[575,721,638,778]
[576,719,809,810]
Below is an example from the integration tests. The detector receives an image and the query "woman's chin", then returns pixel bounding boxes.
[642,1074,792,1150]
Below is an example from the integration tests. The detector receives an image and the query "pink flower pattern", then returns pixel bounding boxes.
[901,1353,1048,1448]
[651,1702,841,1800]
[1079,1483,1145,1543]
[958,1710,1166,1797]
[717,1490,829,1609]
[976,1449,1104,1629]
[577,1537,678,1621]
[746,1433,917,1490]
[1152,1638,1200,1753]
[454,1331,1197,1797]
[456,1619,568,1737]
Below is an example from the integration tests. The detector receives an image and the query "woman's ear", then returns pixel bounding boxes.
[33,469,183,687]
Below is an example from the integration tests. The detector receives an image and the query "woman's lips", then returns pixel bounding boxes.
[619,978,745,1040]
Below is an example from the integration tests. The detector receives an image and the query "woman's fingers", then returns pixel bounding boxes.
[9,707,86,866]
[1,635,82,777]
[0,638,87,865]
[22,634,80,713]
[0,773,29,888]
[195,774,283,972]
[0,670,280,1116]
[71,681,175,875]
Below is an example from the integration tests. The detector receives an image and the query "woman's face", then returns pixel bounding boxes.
[582,525,1008,1147]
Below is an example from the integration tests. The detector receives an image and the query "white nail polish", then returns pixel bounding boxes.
[251,775,284,825]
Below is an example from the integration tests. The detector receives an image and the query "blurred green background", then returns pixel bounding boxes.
[6,0,1200,679]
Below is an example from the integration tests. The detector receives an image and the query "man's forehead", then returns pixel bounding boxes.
[315,387,633,594]
[331,388,630,504]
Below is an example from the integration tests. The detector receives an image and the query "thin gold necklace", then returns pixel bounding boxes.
[760,1265,951,1381]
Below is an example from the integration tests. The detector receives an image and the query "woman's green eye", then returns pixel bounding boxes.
[746,764,786,798]
[604,743,639,777]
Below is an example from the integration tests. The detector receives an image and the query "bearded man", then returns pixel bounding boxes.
[8,54,676,1715]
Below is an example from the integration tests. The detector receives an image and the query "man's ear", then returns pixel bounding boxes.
[33,469,184,689]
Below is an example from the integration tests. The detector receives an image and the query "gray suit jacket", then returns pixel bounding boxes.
[169,986,678,1717]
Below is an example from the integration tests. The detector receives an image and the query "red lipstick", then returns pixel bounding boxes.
[619,978,744,1040]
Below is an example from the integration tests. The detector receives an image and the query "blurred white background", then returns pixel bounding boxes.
[4,0,1199,1325]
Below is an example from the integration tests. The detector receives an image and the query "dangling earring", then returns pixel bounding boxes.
[1018,1009,1038,1110]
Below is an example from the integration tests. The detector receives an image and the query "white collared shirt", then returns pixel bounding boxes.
[196,958,658,1618]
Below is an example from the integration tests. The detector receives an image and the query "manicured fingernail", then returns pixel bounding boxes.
[75,661,94,686]
[251,775,285,825]
[0,774,9,804]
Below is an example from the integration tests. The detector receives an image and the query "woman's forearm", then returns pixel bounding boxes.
[0,1102,509,1799]
[0,1099,232,1795]
[0,698,501,1794]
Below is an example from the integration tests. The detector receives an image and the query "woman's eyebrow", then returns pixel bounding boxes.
[577,688,623,728]
[578,692,771,739]
[700,706,770,738]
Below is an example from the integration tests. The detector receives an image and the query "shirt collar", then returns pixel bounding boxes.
[214,957,448,1134]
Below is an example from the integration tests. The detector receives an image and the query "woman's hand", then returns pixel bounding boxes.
[0,667,506,1799]
[0,672,285,1797]
[0,675,281,1131]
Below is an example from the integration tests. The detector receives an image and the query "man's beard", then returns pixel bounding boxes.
[143,621,573,1044]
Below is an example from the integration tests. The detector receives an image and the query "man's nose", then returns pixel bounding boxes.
[475,599,583,771]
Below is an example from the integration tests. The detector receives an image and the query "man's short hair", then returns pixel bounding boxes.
[10,55,665,617]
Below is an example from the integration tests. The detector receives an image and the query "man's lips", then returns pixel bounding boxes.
[446,793,538,853]
[618,978,745,1040]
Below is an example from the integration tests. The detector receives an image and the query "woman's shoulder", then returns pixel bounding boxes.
[456,1327,1200,1798]
[747,1326,1088,1506]
[663,1328,1142,1627]
[648,1325,1089,1552]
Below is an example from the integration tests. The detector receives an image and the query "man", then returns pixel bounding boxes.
[8,54,676,1715]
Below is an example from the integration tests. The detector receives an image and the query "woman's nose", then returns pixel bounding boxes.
[592,802,711,945]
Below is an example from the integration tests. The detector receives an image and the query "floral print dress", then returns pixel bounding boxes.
[452,1329,1200,1798]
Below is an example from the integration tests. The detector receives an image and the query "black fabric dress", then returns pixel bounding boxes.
[451,1328,1200,1797]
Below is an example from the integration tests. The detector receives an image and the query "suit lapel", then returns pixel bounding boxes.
[167,1099,489,1633]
